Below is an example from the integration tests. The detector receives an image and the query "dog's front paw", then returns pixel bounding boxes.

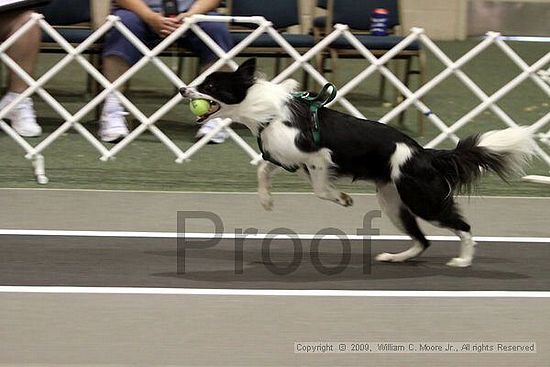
[446,257,472,268]
[337,192,353,207]
[258,191,273,211]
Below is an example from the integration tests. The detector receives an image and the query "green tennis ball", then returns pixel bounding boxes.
[189,99,211,116]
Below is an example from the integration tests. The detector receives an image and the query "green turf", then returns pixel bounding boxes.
[0,39,549,195]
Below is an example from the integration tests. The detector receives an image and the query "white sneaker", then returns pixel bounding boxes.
[195,118,229,144]
[99,96,129,143]
[0,93,42,137]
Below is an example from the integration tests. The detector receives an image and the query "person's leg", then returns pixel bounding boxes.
[0,10,42,137]
[0,10,41,93]
[179,13,233,67]
[180,14,234,143]
[99,54,132,143]
[99,9,160,142]
[103,55,131,84]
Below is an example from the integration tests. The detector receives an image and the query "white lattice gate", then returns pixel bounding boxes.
[1,13,549,184]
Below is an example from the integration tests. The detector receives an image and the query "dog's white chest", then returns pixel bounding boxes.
[260,121,305,166]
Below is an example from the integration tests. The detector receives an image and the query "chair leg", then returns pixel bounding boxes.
[183,56,199,81]
[174,52,184,94]
[391,60,402,107]
[313,27,324,84]
[90,52,101,97]
[378,71,387,102]
[302,67,309,90]
[315,51,328,93]
[86,53,92,95]
[398,57,413,127]
[274,54,281,77]
[316,51,325,74]
[402,58,412,92]
[177,54,185,79]
[91,52,102,122]
[417,50,428,135]
[194,57,201,78]
[0,62,5,94]
[329,48,339,87]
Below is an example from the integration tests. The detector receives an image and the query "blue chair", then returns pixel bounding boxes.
[227,0,315,79]
[37,0,91,37]
[317,0,426,131]
[327,0,415,52]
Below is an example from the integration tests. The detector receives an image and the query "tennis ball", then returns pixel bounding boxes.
[189,99,211,116]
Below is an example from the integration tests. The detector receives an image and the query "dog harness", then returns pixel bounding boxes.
[257,83,337,172]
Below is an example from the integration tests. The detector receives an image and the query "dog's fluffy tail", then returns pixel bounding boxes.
[430,126,536,193]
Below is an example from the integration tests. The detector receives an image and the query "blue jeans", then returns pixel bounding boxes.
[103,9,233,66]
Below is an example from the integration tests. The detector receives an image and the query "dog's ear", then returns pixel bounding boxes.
[237,58,256,81]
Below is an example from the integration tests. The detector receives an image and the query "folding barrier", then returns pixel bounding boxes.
[0,13,549,184]
[538,67,550,146]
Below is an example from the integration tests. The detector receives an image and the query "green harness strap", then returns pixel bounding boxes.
[257,83,337,172]
[290,82,337,146]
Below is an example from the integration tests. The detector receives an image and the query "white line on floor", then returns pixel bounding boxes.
[0,187,548,199]
[0,286,548,298]
[0,229,549,243]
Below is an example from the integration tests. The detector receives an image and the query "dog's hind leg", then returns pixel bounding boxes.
[375,183,430,262]
[257,160,281,210]
[396,176,476,267]
[447,229,476,267]
[433,207,476,268]
[305,153,352,207]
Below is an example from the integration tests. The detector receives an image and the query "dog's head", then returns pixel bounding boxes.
[179,58,257,122]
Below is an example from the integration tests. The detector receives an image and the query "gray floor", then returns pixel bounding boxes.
[0,188,549,236]
[1,294,548,366]
[0,189,549,366]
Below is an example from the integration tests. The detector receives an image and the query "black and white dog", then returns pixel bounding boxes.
[180,58,535,267]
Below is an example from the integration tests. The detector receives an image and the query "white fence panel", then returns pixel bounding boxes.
[0,13,548,183]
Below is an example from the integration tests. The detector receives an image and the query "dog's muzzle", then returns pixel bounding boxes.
[179,87,190,98]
